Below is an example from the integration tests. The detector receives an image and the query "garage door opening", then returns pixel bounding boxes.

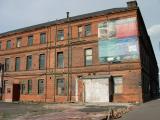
[83,77,113,103]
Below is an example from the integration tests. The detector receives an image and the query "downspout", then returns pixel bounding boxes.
[67,12,70,102]
[54,21,58,102]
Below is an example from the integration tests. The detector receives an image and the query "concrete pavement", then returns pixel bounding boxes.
[119,99,160,120]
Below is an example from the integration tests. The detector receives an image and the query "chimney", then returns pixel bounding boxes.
[127,0,138,8]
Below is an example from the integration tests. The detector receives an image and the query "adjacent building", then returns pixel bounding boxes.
[0,1,159,103]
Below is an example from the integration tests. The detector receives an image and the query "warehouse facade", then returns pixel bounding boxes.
[0,1,159,103]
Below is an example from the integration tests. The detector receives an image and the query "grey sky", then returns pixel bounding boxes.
[0,0,160,66]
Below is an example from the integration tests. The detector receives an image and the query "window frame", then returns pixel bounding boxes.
[28,35,33,46]
[15,57,20,71]
[28,80,32,94]
[56,79,65,96]
[40,33,46,44]
[21,83,26,94]
[26,55,32,70]
[0,41,2,50]
[57,30,64,41]
[113,76,123,94]
[39,54,45,70]
[38,79,44,94]
[84,48,93,66]
[16,38,21,48]
[57,52,64,68]
[85,24,91,36]
[5,58,10,72]
[6,40,11,49]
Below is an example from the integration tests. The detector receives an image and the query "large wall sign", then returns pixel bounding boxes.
[98,17,139,63]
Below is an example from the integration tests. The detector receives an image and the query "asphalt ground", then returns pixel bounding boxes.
[119,99,160,120]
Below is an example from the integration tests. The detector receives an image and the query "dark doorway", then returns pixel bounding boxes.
[12,84,20,101]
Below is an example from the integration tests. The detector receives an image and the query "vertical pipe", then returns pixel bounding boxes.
[67,12,70,102]
[54,21,58,102]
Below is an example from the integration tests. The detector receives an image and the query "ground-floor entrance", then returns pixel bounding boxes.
[83,77,112,103]
[12,84,20,101]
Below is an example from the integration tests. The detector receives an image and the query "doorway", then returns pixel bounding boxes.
[12,84,20,101]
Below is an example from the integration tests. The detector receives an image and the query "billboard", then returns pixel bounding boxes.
[98,17,139,63]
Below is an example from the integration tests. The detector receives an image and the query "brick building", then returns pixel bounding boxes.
[0,1,159,103]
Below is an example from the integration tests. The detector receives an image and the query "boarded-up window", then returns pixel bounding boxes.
[38,79,44,94]
[39,54,45,70]
[40,33,46,44]
[113,77,123,94]
[5,58,10,72]
[57,79,65,96]
[16,38,21,48]
[57,52,64,68]
[28,80,32,94]
[78,26,83,38]
[85,48,93,66]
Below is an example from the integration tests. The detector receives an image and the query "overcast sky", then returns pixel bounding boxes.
[0,0,160,66]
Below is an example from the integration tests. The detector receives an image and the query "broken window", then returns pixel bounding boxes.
[26,55,32,70]
[57,79,65,96]
[38,79,44,94]
[113,77,123,94]
[85,24,91,36]
[85,48,93,66]
[57,52,64,68]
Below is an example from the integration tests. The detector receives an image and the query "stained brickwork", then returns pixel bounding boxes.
[0,1,158,103]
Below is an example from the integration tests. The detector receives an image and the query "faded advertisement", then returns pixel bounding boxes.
[98,17,139,63]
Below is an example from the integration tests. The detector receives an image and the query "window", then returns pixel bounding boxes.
[3,80,8,93]
[85,24,91,36]
[40,33,46,44]
[78,26,83,38]
[113,77,123,94]
[15,57,20,71]
[85,48,93,66]
[39,54,45,70]
[26,55,32,70]
[57,52,64,68]
[57,79,65,96]
[21,83,25,94]
[28,80,32,94]
[57,30,64,40]
[0,42,2,50]
[28,35,33,46]
[5,58,10,71]
[16,38,21,48]
[6,40,11,49]
[38,79,44,94]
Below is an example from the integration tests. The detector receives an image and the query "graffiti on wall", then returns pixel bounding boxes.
[98,17,139,63]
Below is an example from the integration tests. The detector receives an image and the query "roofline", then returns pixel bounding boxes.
[0,7,137,38]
